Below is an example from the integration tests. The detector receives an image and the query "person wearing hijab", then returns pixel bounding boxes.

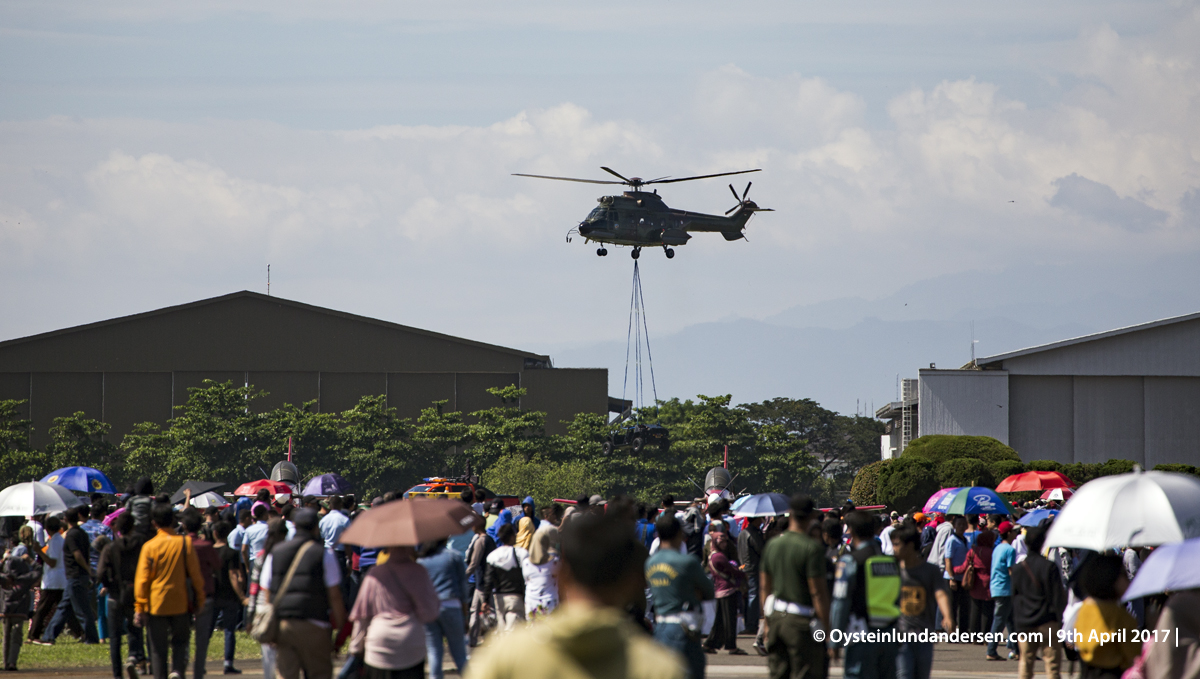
[515,498,540,551]
[520,527,559,621]
[486,509,514,544]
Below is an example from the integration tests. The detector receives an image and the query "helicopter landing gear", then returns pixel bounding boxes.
[631,247,641,260]
[664,246,675,259]
[596,247,608,257]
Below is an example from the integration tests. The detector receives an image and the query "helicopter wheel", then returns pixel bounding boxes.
[665,247,675,259]
[631,247,640,260]
[597,247,607,257]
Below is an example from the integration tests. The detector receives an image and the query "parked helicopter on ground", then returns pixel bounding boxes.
[513,166,773,259]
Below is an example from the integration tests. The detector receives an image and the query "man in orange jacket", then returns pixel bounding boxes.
[134,503,205,679]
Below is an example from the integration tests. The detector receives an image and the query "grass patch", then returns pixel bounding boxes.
[18,631,263,669]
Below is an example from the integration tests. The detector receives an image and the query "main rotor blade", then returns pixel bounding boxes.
[729,184,740,203]
[600,166,632,183]
[512,173,625,185]
[742,181,752,200]
[647,168,761,185]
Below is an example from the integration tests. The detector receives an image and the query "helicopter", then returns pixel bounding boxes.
[513,166,774,259]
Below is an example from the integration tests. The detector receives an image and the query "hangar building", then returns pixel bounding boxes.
[916,311,1200,466]
[0,291,611,449]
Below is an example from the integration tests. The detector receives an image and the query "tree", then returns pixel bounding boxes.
[902,435,1021,465]
[329,395,412,499]
[876,457,939,512]
[122,380,282,491]
[850,460,891,506]
[466,386,546,469]
[410,400,469,476]
[0,400,37,487]
[740,398,883,479]
[935,458,995,489]
[44,412,120,479]
[481,454,594,508]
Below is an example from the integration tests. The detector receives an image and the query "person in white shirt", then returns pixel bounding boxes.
[28,516,71,643]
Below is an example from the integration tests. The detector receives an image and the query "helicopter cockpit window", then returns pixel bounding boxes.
[586,207,605,223]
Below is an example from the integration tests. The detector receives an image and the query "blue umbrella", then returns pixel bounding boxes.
[1017,508,1059,527]
[302,473,353,497]
[731,493,790,517]
[1123,536,1200,601]
[40,466,116,494]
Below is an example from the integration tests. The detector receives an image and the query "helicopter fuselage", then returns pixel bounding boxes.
[574,190,758,248]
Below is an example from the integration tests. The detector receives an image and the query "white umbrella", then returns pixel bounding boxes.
[0,481,86,517]
[189,491,230,509]
[1045,469,1200,551]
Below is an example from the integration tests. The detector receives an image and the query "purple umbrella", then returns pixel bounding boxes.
[302,473,353,497]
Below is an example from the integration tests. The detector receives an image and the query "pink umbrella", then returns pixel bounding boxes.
[923,488,954,513]
[102,506,126,527]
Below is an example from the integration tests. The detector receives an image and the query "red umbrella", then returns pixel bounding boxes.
[1040,488,1074,501]
[995,471,1074,493]
[232,479,292,497]
[339,498,482,547]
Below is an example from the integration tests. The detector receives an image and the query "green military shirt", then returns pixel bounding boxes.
[645,548,714,615]
[761,530,826,606]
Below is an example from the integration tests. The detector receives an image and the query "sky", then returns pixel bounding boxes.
[2,1,1198,414]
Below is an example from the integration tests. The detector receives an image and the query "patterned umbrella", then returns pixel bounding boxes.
[40,466,116,494]
[928,487,1016,516]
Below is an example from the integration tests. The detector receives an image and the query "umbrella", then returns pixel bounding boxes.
[233,479,292,497]
[189,491,230,509]
[731,493,790,517]
[1122,536,1200,601]
[995,470,1074,493]
[928,487,1017,516]
[1040,488,1074,502]
[1017,508,1059,527]
[0,482,86,517]
[40,466,116,494]
[301,473,354,498]
[171,480,225,505]
[923,488,956,513]
[339,498,483,547]
[1045,469,1200,551]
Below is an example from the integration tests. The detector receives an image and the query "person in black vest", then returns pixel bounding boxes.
[263,507,347,679]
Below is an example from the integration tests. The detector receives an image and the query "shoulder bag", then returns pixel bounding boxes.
[962,548,977,590]
[250,542,314,645]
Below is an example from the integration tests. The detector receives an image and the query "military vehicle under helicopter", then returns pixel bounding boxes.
[513,166,773,259]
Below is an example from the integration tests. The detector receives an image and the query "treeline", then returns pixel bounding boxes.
[0,381,883,505]
[850,434,1186,510]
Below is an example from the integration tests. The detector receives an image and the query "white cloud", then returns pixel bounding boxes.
[2,7,1200,353]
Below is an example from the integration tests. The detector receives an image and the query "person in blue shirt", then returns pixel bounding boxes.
[942,515,970,634]
[987,521,1019,661]
[418,540,470,679]
[634,504,657,551]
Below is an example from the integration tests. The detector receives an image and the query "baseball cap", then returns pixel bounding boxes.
[997,520,1014,535]
[913,512,926,523]
[588,494,604,506]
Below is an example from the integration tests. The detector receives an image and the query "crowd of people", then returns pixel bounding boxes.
[0,482,1197,679]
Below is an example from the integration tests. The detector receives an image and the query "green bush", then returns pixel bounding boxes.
[937,458,995,489]
[902,435,1021,465]
[1058,459,1138,486]
[850,459,891,506]
[989,460,1027,485]
[1025,460,1064,472]
[877,457,939,513]
[1098,459,1137,477]
[1154,463,1200,477]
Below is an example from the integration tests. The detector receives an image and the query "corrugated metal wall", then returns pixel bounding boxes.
[918,371,1009,443]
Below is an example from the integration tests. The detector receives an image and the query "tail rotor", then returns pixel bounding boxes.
[725,181,774,215]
